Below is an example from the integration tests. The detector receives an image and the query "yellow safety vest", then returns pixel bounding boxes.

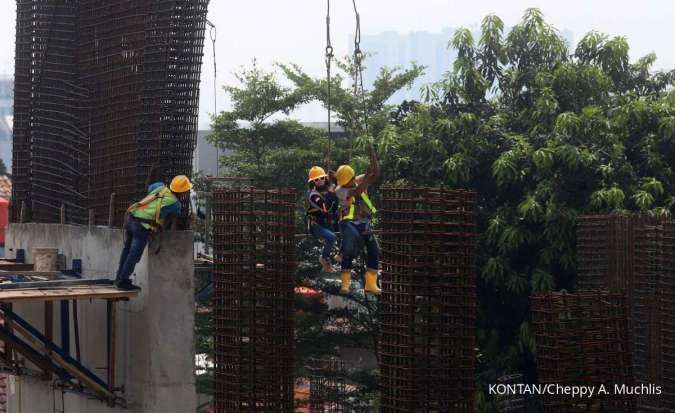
[128,186,178,231]
[341,192,377,221]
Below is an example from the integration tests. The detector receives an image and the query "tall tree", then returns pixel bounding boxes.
[208,61,326,190]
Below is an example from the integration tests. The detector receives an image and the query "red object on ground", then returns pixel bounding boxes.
[0,197,8,245]
[295,286,321,297]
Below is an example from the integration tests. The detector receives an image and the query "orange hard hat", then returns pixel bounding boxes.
[170,175,193,193]
[307,166,328,182]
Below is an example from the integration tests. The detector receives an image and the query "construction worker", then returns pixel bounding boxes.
[306,166,339,273]
[114,175,193,290]
[335,144,381,295]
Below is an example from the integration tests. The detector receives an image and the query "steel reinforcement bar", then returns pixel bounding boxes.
[212,187,296,412]
[379,186,477,412]
[531,291,633,412]
[11,0,208,227]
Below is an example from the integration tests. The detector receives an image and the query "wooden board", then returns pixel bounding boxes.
[0,263,35,271]
[0,286,139,302]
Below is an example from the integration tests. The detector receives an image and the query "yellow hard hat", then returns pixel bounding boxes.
[170,175,193,193]
[307,166,328,182]
[336,165,355,186]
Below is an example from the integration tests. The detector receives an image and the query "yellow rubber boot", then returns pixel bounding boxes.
[340,271,351,295]
[364,270,382,295]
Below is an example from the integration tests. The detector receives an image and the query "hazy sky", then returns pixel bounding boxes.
[1,0,673,128]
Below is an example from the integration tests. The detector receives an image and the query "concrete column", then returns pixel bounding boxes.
[4,224,196,413]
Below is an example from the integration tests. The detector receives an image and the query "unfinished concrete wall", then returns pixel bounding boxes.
[3,223,196,413]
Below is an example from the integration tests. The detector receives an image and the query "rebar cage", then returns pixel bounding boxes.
[531,291,634,412]
[213,187,296,412]
[378,187,477,412]
[12,0,208,227]
[576,215,675,411]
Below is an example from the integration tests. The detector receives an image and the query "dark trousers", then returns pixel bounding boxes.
[340,221,379,271]
[116,218,150,282]
[310,224,338,258]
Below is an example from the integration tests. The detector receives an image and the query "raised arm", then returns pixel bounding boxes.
[347,144,379,198]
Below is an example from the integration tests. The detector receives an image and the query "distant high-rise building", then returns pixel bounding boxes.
[356,28,459,103]
[354,27,573,105]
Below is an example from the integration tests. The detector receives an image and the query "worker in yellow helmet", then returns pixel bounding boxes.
[334,144,381,295]
[306,166,339,272]
[114,175,193,290]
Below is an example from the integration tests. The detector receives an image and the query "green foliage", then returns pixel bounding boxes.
[208,62,329,192]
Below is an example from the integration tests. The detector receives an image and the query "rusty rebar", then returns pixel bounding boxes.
[11,0,208,227]
[531,291,634,412]
[576,214,675,411]
[212,187,296,412]
[378,186,477,412]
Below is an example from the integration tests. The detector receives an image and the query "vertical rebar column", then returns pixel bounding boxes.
[11,0,208,226]
[213,187,296,412]
[78,0,153,227]
[10,0,33,222]
[136,0,208,228]
[633,221,663,411]
[531,291,633,412]
[307,357,347,413]
[660,221,675,411]
[576,215,631,291]
[577,214,669,411]
[634,220,675,410]
[11,0,87,224]
[379,187,477,412]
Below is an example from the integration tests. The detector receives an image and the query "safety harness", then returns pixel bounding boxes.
[340,192,376,222]
[127,186,177,231]
[305,189,338,234]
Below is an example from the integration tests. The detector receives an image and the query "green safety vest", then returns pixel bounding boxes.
[341,192,377,221]
[128,186,178,231]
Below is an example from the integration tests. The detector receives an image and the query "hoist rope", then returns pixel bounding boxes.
[352,0,369,137]
[208,20,218,176]
[325,0,334,170]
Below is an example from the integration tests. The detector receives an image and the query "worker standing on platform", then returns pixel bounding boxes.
[306,166,339,273]
[114,175,193,290]
[335,144,381,295]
